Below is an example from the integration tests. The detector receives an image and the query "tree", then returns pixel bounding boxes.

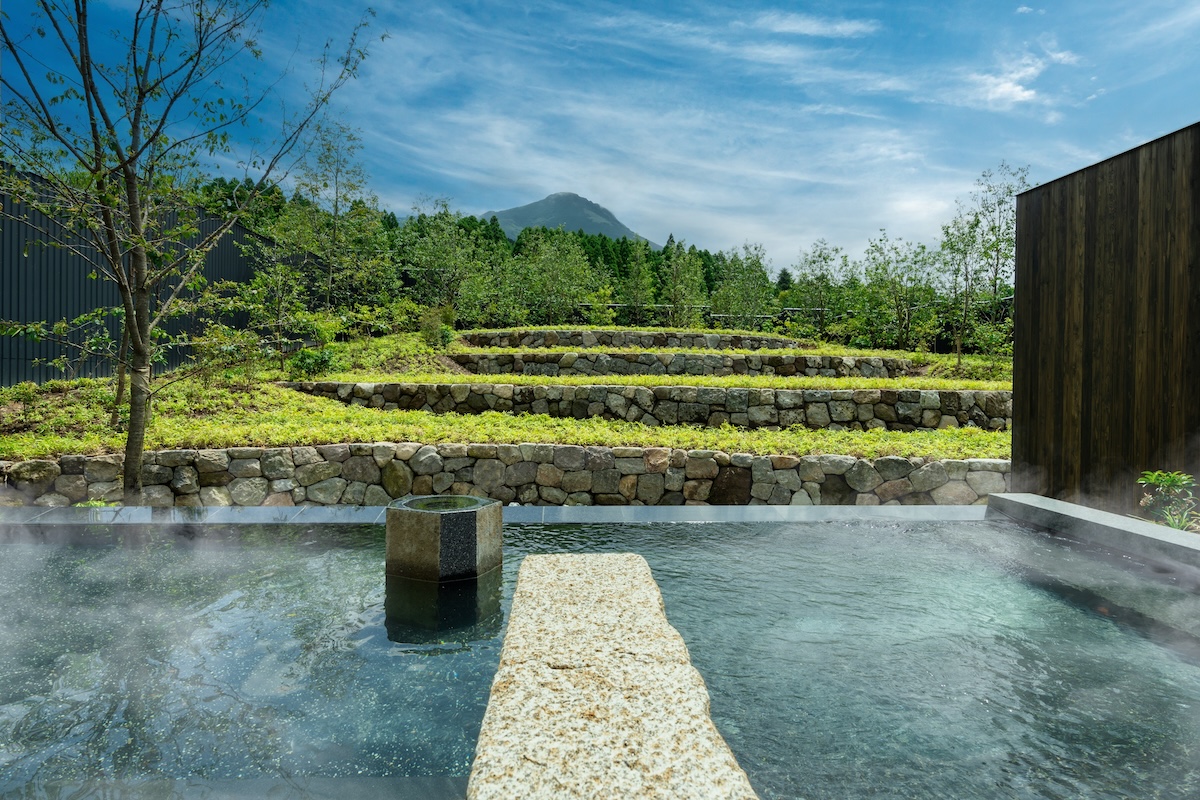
[710,243,779,330]
[938,204,982,368]
[856,232,938,351]
[288,121,392,310]
[512,227,601,325]
[785,240,851,340]
[0,0,374,498]
[657,238,707,328]
[618,239,656,325]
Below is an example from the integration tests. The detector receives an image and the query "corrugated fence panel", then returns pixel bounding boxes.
[1,196,256,387]
[1014,121,1200,511]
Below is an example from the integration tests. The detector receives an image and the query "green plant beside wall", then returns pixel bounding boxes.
[1137,470,1200,531]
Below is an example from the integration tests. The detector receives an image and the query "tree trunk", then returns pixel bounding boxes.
[122,281,153,502]
[110,324,129,429]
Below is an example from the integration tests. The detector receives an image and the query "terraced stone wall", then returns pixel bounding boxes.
[452,352,911,379]
[462,329,805,350]
[1,445,1011,508]
[287,381,1012,432]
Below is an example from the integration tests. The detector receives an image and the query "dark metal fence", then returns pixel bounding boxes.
[1,193,257,387]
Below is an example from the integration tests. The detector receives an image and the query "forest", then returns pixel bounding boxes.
[193,123,1027,365]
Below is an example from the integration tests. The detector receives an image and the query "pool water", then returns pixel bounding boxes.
[2,519,1199,798]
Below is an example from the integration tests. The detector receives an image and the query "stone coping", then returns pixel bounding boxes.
[0,503,991,529]
[987,493,1200,573]
[466,553,759,799]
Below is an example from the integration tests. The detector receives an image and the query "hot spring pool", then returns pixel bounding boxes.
[2,511,1199,798]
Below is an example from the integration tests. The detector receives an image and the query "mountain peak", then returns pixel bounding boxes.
[481,193,658,249]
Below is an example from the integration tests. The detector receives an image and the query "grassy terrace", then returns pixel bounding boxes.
[0,332,1012,462]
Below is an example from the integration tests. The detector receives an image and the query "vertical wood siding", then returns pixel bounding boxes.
[1014,121,1200,510]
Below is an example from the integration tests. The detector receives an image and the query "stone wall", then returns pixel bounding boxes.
[462,329,805,351]
[1,444,1011,508]
[451,352,912,379]
[287,381,1013,432]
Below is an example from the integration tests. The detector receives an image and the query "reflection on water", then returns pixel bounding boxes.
[1,519,1200,799]
[384,570,503,644]
[0,529,505,794]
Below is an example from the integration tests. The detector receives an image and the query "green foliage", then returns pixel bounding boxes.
[419,307,456,350]
[0,376,1012,462]
[286,348,336,380]
[581,286,618,326]
[513,227,606,325]
[617,240,657,325]
[657,237,708,328]
[710,243,780,331]
[1137,470,1200,531]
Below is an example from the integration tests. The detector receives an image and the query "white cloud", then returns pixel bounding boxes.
[752,12,881,38]
[1016,6,1034,13]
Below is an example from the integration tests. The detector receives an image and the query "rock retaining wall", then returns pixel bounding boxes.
[451,352,912,379]
[287,381,1012,432]
[462,329,805,351]
[1,445,1011,508]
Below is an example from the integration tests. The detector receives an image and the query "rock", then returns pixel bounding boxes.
[200,486,233,506]
[195,449,231,473]
[474,459,506,491]
[845,461,883,492]
[684,457,719,480]
[908,462,949,493]
[157,449,197,468]
[32,492,70,507]
[261,449,296,479]
[9,459,60,494]
[170,466,200,495]
[341,455,382,484]
[381,460,415,496]
[965,470,1007,497]
[306,477,347,505]
[636,473,665,504]
[817,454,856,475]
[409,445,444,476]
[139,485,175,508]
[553,445,587,472]
[363,485,394,506]
[84,455,123,483]
[54,474,88,503]
[228,458,262,478]
[709,467,751,504]
[874,456,915,482]
[229,477,269,506]
[931,480,978,505]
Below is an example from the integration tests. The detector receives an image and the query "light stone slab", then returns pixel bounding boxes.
[468,553,758,800]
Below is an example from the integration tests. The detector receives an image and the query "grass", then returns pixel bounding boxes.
[0,331,1013,462]
[332,371,1011,393]
[0,376,1010,461]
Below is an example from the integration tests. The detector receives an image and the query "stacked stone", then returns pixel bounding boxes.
[452,352,910,379]
[287,381,1013,433]
[1,445,1010,508]
[462,329,806,351]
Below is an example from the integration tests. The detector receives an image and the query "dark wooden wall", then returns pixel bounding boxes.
[1013,121,1200,510]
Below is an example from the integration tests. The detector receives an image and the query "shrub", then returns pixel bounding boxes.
[1137,470,1200,531]
[420,307,456,350]
[287,347,336,380]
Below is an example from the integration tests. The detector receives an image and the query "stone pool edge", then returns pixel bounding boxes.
[986,492,1200,573]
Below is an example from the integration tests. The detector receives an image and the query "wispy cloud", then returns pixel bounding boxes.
[752,12,881,38]
[229,0,1200,262]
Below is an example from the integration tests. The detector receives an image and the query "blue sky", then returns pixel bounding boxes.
[53,1,1200,264]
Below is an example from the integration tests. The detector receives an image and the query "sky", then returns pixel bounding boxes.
[18,0,1200,266]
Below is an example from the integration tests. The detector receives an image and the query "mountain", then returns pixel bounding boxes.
[481,192,659,249]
